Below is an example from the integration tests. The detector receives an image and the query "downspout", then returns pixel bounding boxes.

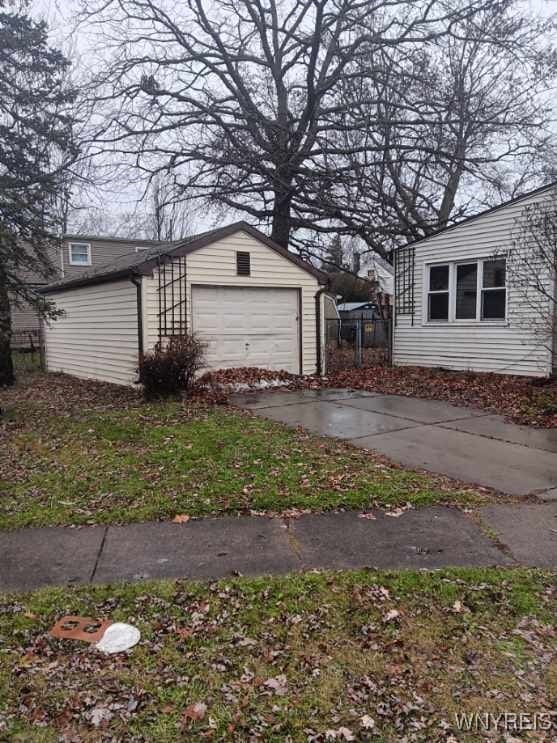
[130,275,144,361]
[315,283,330,377]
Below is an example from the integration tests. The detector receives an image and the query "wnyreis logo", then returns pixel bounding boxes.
[454,712,556,733]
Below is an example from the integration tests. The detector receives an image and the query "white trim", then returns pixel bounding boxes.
[68,241,92,266]
[425,263,450,322]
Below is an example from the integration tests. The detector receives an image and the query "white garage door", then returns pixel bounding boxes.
[192,285,300,373]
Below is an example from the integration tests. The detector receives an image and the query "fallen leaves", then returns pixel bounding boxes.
[323,364,557,428]
[263,674,288,696]
[360,714,375,729]
[2,571,557,740]
[451,600,468,614]
[182,701,207,723]
[382,608,401,623]
[88,705,114,727]
[172,514,191,523]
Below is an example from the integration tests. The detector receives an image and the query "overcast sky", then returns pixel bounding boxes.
[28,0,557,238]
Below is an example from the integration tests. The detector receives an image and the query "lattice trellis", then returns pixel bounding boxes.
[157,255,187,341]
[394,245,415,325]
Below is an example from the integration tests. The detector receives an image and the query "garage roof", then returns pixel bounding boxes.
[40,221,327,293]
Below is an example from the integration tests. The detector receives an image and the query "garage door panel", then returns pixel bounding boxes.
[192,286,299,373]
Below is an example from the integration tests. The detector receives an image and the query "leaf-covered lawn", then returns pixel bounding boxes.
[0,397,488,529]
[1,569,556,741]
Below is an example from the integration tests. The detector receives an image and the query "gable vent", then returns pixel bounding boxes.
[236,251,251,276]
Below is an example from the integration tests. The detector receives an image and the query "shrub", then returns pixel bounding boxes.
[138,334,206,398]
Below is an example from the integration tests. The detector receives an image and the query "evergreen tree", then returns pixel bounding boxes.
[0,1,77,385]
[321,236,346,271]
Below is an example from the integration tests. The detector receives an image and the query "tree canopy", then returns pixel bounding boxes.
[82,0,555,260]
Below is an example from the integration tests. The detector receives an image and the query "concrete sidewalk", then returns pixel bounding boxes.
[2,503,556,592]
[231,389,557,497]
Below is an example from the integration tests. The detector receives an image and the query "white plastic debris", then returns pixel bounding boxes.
[95,622,140,654]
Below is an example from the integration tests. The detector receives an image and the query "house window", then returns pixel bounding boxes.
[236,251,250,276]
[481,259,506,319]
[425,258,506,322]
[68,242,91,266]
[427,264,449,321]
[455,263,477,319]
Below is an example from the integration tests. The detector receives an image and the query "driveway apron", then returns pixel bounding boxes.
[232,389,557,497]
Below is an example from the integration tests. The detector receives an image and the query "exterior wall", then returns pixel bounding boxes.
[44,279,139,386]
[11,296,41,349]
[12,238,155,338]
[60,237,157,279]
[393,190,555,377]
[143,230,321,375]
[323,294,339,320]
[11,297,40,333]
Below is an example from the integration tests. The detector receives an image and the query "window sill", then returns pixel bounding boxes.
[422,320,508,327]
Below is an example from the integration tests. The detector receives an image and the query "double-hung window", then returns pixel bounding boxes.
[68,242,92,266]
[426,258,506,322]
[427,264,450,320]
[481,259,506,319]
[455,263,478,319]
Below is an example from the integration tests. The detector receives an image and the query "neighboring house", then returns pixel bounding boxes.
[392,182,557,378]
[12,234,172,348]
[359,253,394,299]
[336,301,388,348]
[39,222,328,385]
[337,301,381,320]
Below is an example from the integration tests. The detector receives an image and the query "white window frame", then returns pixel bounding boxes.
[480,259,507,321]
[426,263,450,322]
[424,257,507,325]
[68,241,92,266]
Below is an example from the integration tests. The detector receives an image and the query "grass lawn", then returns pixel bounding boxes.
[0,374,490,529]
[0,568,555,740]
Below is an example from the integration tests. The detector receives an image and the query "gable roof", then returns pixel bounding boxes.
[64,234,175,247]
[397,180,557,251]
[40,222,327,292]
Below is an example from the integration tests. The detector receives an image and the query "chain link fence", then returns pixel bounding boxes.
[12,327,44,373]
[325,317,391,373]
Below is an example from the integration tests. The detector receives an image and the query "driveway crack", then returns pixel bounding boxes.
[89,526,108,583]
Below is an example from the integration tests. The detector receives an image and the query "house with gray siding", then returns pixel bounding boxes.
[11,235,172,347]
[392,182,557,378]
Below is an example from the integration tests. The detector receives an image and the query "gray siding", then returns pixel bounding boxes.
[393,189,556,378]
[61,237,152,279]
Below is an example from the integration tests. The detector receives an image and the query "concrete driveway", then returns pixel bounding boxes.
[231,389,557,497]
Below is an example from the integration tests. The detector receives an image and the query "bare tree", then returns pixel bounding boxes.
[76,0,550,262]
[507,190,557,356]
[148,174,196,242]
[329,2,556,254]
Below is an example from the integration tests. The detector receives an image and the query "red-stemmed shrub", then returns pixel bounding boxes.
[138,334,206,398]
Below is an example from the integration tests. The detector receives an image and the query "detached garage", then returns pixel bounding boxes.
[40,222,328,386]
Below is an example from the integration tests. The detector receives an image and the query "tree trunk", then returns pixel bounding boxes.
[0,265,15,387]
[271,184,293,248]
[438,157,466,227]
